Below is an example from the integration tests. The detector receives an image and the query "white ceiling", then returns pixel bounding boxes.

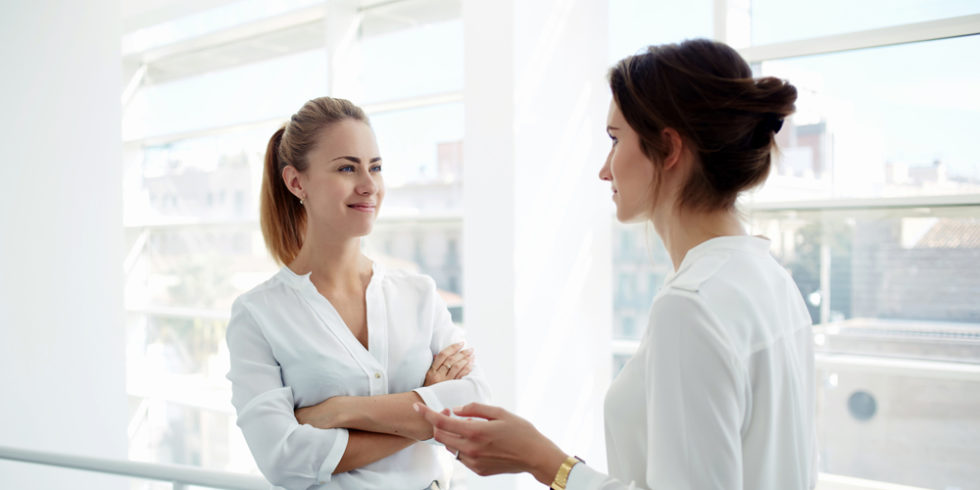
[122,0,460,85]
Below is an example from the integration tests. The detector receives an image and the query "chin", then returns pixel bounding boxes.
[352,225,374,237]
[616,208,646,224]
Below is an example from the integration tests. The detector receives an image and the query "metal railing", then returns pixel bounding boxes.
[1,442,931,490]
[0,445,268,490]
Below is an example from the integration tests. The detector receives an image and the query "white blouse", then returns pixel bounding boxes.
[568,236,816,490]
[226,262,491,490]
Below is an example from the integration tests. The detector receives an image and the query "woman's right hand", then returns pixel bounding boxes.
[424,342,475,386]
[414,402,568,483]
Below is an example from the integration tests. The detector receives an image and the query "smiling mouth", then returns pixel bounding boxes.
[348,203,376,212]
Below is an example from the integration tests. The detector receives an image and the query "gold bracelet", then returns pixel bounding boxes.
[550,455,583,490]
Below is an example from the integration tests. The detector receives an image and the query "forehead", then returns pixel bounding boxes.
[311,119,379,157]
[606,99,624,125]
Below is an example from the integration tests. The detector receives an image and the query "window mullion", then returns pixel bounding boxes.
[739,13,980,63]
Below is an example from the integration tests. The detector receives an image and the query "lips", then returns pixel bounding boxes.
[347,203,376,213]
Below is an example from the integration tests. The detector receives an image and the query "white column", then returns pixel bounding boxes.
[0,1,127,488]
[463,2,613,489]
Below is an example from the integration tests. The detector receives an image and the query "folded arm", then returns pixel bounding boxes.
[334,430,416,474]
[296,342,480,440]
[227,303,350,488]
[299,391,434,440]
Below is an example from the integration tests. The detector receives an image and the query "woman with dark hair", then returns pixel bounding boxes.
[417,39,816,490]
[226,97,491,490]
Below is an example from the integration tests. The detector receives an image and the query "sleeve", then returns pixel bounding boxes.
[566,292,745,490]
[226,298,349,490]
[412,277,492,412]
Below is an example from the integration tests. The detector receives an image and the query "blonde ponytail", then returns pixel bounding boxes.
[258,97,369,265]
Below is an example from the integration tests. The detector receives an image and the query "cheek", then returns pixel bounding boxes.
[313,178,350,206]
[612,152,647,186]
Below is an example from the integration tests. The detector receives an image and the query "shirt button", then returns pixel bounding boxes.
[374,372,382,379]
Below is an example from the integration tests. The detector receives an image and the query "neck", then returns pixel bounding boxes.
[288,225,369,292]
[653,206,746,271]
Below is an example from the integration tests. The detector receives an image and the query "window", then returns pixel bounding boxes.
[121,0,466,478]
[750,35,980,202]
[608,0,712,61]
[748,0,980,45]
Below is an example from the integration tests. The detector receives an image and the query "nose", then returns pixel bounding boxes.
[599,154,612,182]
[356,172,379,196]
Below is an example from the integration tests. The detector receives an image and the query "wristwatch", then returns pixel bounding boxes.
[550,455,584,490]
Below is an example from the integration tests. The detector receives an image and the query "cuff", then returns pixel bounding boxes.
[413,387,443,445]
[412,386,445,412]
[315,428,350,483]
[565,463,609,490]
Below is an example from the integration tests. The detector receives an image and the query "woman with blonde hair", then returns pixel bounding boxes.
[226,97,490,490]
[418,39,816,490]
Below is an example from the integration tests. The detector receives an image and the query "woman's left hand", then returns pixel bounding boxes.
[413,402,568,484]
[424,342,475,387]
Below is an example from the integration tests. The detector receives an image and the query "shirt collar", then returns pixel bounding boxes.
[276,261,383,292]
[664,235,771,286]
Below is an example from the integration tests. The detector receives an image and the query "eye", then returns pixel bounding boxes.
[339,165,355,173]
[609,136,618,146]
[370,164,382,172]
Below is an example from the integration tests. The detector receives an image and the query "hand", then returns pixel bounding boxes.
[413,402,567,484]
[424,342,475,387]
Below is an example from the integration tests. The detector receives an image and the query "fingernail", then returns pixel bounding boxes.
[413,403,421,413]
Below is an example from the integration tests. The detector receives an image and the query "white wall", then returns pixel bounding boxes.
[0,1,127,488]
[463,1,613,489]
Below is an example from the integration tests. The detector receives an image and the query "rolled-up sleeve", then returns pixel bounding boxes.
[412,278,492,412]
[226,299,349,489]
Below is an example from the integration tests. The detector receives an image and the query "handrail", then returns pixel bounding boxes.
[0,445,268,490]
[0,443,933,490]
[817,473,929,490]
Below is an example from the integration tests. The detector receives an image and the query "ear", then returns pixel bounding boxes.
[281,165,305,199]
[660,128,685,171]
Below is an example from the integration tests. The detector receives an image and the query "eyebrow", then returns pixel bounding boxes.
[331,156,382,164]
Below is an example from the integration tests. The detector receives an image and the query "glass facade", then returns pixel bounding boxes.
[118,1,979,488]
[121,1,466,478]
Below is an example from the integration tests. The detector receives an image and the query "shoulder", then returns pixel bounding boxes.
[648,289,720,336]
[648,249,749,360]
[645,290,742,380]
[227,272,300,339]
[657,240,808,359]
[232,273,291,313]
[376,264,438,297]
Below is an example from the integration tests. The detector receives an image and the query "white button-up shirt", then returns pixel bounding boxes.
[226,263,491,490]
[568,236,816,490]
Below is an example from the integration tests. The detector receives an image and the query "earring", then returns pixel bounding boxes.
[299,196,305,206]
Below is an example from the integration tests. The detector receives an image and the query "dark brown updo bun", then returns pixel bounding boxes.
[609,38,797,211]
